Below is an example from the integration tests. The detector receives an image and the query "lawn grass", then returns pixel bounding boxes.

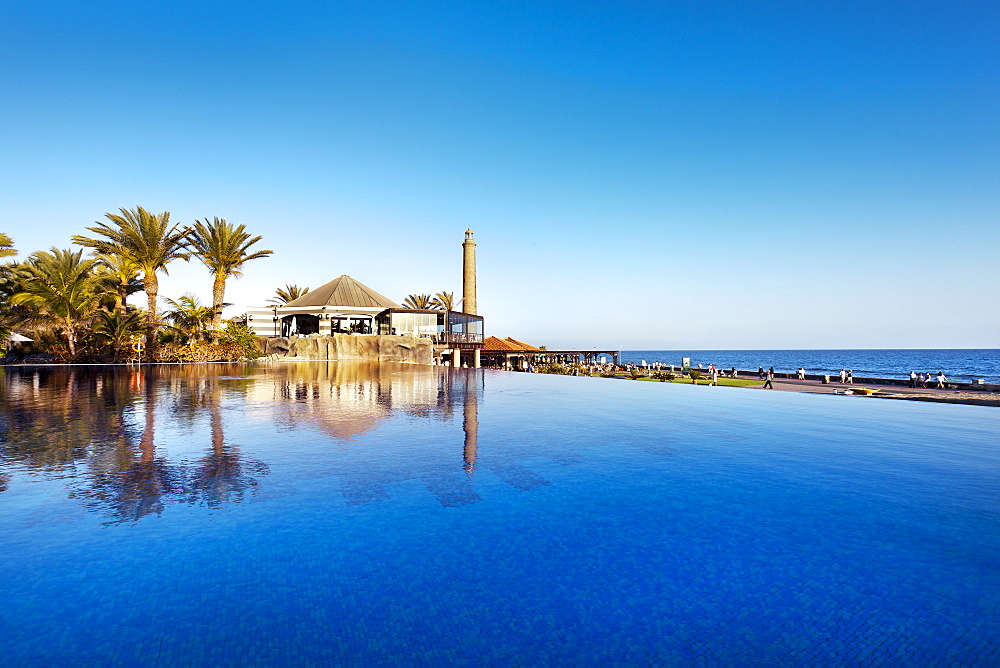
[634,376,764,387]
[564,372,764,387]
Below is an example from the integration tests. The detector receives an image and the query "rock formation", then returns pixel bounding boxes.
[261,334,432,365]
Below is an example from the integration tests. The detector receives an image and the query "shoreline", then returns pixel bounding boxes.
[738,376,1000,408]
[614,372,1000,408]
[617,350,1000,386]
[4,360,998,407]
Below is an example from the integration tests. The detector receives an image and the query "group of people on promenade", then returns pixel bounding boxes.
[755,366,776,389]
[909,370,948,389]
[750,365,951,391]
[620,360,957,392]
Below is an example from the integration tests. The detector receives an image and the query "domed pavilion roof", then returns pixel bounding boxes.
[284,275,403,309]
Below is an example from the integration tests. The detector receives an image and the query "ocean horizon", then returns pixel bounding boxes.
[617,348,1000,384]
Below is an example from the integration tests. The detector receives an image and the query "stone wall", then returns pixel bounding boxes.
[261,334,433,365]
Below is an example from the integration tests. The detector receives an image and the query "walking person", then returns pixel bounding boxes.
[921,373,929,389]
[840,368,847,384]
[710,367,718,386]
[909,370,918,388]
[758,366,764,379]
[797,367,806,381]
[846,370,854,384]
[763,369,774,389]
[936,372,947,389]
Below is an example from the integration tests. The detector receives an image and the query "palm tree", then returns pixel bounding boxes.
[93,308,146,362]
[9,248,104,357]
[72,206,189,354]
[432,291,454,310]
[0,311,16,347]
[266,284,309,305]
[93,253,143,312]
[186,218,273,329]
[403,293,434,309]
[0,263,38,344]
[162,294,215,343]
[0,233,15,258]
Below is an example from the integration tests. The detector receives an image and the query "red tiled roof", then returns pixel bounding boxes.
[504,337,540,351]
[483,336,519,351]
[483,336,541,351]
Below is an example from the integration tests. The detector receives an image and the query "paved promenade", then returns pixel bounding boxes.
[753,377,1000,407]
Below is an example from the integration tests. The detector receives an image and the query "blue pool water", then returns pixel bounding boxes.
[1,363,998,665]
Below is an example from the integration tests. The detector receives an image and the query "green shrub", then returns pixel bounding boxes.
[220,322,263,359]
[652,371,675,382]
[688,370,702,381]
[539,363,569,375]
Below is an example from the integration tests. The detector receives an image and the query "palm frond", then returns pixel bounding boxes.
[187,217,273,279]
[431,291,454,310]
[403,293,434,309]
[266,284,309,304]
[0,232,16,258]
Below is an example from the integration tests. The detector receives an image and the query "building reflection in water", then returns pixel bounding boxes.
[462,374,479,475]
[252,362,485,506]
[0,361,487,519]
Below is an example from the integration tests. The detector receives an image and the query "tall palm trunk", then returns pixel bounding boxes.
[144,273,158,355]
[65,317,77,357]
[211,271,226,331]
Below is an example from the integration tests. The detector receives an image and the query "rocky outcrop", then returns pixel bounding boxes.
[263,334,432,365]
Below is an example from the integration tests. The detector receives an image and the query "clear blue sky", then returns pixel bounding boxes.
[2,1,997,349]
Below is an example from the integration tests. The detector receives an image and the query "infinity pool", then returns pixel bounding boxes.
[1,363,997,665]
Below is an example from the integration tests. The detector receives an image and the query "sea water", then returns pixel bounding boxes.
[621,349,1000,383]
[1,363,997,665]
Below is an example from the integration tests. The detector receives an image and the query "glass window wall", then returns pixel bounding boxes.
[375,310,482,343]
[447,312,484,343]
[387,312,441,339]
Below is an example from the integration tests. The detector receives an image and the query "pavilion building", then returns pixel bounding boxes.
[245,231,484,366]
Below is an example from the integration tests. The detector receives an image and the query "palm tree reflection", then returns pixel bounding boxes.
[1,365,267,522]
[186,383,268,508]
[76,370,183,522]
[2,362,490,517]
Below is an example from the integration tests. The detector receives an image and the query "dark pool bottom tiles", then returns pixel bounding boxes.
[335,459,551,507]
